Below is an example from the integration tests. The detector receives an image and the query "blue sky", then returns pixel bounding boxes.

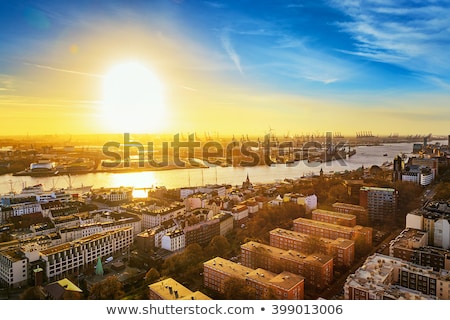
[0,0,449,136]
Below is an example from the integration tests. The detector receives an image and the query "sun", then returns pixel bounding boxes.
[101,61,166,133]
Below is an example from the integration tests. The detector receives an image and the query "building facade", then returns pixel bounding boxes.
[360,187,398,224]
[203,257,305,300]
[240,241,333,290]
[311,209,357,227]
[269,227,354,268]
[40,226,133,281]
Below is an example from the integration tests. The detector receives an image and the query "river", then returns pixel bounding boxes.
[0,141,443,196]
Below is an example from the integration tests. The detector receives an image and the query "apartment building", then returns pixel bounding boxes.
[0,249,28,288]
[212,212,234,236]
[161,229,185,252]
[203,257,304,300]
[406,204,450,250]
[222,204,249,227]
[184,218,220,247]
[240,241,333,290]
[40,226,133,282]
[92,187,133,202]
[269,228,354,268]
[135,219,178,252]
[389,228,450,271]
[293,217,372,246]
[140,204,185,229]
[332,202,368,225]
[312,209,357,227]
[149,277,211,300]
[283,193,317,213]
[344,253,450,300]
[359,186,398,224]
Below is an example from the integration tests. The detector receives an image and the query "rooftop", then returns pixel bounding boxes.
[204,257,254,280]
[312,208,357,220]
[389,228,428,249]
[332,202,367,211]
[40,226,132,256]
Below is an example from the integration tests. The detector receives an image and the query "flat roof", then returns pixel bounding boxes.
[203,257,253,280]
[40,226,132,256]
[312,209,357,220]
[149,278,198,300]
[270,227,354,248]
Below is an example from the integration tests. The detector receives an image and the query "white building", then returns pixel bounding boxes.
[212,212,234,236]
[401,166,434,186]
[60,224,103,243]
[180,188,196,200]
[197,185,227,197]
[91,209,142,236]
[185,196,206,211]
[9,202,42,217]
[161,229,185,252]
[151,223,179,248]
[434,219,450,250]
[406,211,424,230]
[297,194,318,213]
[269,195,283,206]
[344,253,450,300]
[141,204,185,229]
[40,226,133,281]
[406,210,450,250]
[0,250,28,288]
[93,187,133,202]
[222,205,249,226]
[36,191,72,203]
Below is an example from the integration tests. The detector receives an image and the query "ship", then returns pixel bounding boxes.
[18,178,92,199]
[55,158,96,174]
[13,160,59,177]
[57,184,93,198]
[54,174,93,197]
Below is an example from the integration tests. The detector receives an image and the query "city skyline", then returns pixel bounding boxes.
[1,1,450,136]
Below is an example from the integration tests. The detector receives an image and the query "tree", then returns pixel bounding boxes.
[433,182,450,201]
[144,268,161,285]
[88,276,124,300]
[183,243,204,265]
[327,184,348,204]
[205,235,231,258]
[354,236,372,259]
[394,180,424,227]
[63,290,83,300]
[20,287,41,300]
[223,277,257,300]
[304,235,327,255]
[161,254,183,277]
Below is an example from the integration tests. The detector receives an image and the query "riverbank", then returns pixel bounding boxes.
[0,140,444,195]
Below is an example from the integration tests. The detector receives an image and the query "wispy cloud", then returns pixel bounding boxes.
[0,74,16,92]
[180,85,199,92]
[328,0,450,85]
[204,1,225,9]
[286,3,303,9]
[220,30,244,76]
[277,51,347,85]
[25,62,102,78]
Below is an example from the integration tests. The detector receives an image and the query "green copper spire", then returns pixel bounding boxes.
[95,257,104,276]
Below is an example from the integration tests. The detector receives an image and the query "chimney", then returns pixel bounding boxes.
[33,266,44,287]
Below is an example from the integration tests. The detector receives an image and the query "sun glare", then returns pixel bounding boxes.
[102,61,166,133]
